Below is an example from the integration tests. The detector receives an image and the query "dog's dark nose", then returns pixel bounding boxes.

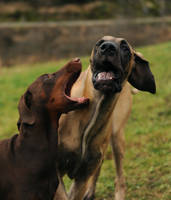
[100,42,116,55]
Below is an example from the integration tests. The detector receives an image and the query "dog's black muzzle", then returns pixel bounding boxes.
[99,41,117,56]
[92,42,124,94]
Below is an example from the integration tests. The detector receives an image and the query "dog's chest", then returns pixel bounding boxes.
[58,94,116,178]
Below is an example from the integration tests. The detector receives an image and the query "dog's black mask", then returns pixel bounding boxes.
[91,39,132,94]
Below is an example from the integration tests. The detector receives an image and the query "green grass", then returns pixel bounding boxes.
[0,42,171,199]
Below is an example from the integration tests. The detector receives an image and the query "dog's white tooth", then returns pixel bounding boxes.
[106,72,115,80]
[97,72,115,81]
[97,72,106,80]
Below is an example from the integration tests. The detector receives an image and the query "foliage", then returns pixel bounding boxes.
[0,42,171,199]
[0,0,170,22]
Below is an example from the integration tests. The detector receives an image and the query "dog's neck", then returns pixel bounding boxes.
[4,111,60,199]
[15,112,60,158]
[81,66,121,157]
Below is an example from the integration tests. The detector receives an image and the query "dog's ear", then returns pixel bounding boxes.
[128,52,156,94]
[18,90,35,126]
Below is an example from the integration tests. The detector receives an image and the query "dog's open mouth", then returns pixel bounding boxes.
[93,70,122,93]
[64,58,89,106]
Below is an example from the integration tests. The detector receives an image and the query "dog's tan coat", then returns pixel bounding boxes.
[55,36,156,200]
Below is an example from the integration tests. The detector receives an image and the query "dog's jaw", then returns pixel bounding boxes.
[91,59,123,94]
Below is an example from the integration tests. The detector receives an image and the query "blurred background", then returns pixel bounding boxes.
[0,0,171,66]
[0,0,171,22]
[0,1,171,200]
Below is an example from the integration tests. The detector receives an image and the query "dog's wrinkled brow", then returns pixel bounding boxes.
[96,39,105,46]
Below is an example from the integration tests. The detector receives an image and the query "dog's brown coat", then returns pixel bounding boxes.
[0,59,89,200]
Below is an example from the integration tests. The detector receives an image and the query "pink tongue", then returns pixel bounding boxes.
[96,72,115,81]
[66,95,89,104]
[77,97,88,103]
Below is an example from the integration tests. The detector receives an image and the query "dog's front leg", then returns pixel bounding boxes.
[110,83,132,200]
[68,164,101,200]
[81,129,126,200]
[83,164,101,200]
[69,180,89,200]
[111,129,126,200]
[54,176,69,200]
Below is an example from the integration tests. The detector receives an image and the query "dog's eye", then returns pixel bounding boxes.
[50,73,56,78]
[96,40,105,47]
[43,74,55,81]
[120,41,130,53]
[120,40,132,69]
[43,74,54,85]
[42,74,49,81]
[120,41,132,59]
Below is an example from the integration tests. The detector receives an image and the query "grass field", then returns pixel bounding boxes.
[0,42,171,200]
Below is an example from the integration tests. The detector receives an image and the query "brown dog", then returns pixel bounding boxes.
[55,36,156,200]
[0,58,89,200]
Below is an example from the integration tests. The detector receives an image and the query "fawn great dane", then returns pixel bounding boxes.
[55,36,156,200]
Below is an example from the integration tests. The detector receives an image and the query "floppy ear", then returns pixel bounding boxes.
[18,90,35,126]
[128,52,156,94]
